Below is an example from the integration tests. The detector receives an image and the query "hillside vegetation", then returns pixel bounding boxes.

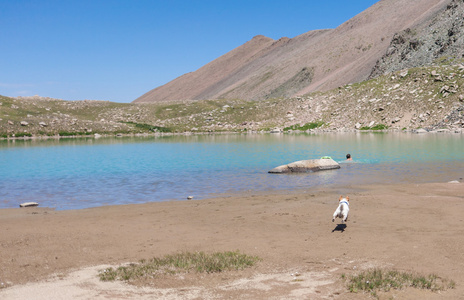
[1,62,463,139]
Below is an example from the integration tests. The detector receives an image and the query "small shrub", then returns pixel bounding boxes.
[371,124,388,130]
[58,131,91,136]
[360,124,388,131]
[284,121,325,131]
[15,132,32,137]
[99,251,260,282]
[58,131,75,136]
[345,268,455,298]
[123,122,172,133]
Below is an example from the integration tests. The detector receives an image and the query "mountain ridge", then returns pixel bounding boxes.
[134,0,453,103]
[2,61,463,137]
[370,0,464,78]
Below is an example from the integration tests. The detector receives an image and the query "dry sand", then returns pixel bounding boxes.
[1,182,463,299]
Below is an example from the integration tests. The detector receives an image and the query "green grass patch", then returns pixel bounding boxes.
[360,124,388,131]
[58,131,92,136]
[99,251,260,282]
[123,122,172,133]
[14,132,32,137]
[284,121,325,131]
[345,268,455,298]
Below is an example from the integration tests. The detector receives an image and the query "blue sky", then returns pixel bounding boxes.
[0,0,379,103]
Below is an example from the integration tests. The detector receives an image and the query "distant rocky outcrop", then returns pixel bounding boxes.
[370,0,464,78]
[135,0,454,103]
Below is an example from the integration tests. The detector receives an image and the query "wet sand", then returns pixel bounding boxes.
[0,182,463,299]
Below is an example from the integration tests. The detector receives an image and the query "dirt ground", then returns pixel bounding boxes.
[0,182,463,299]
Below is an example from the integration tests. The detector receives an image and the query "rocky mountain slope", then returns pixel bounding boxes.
[370,0,464,78]
[134,0,453,103]
[2,62,463,138]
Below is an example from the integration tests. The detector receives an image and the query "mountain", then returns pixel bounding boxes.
[3,62,464,137]
[369,0,464,78]
[134,0,455,103]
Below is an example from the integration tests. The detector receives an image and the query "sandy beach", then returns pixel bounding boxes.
[1,182,463,299]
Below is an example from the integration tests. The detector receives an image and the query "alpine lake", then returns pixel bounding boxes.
[1,132,463,210]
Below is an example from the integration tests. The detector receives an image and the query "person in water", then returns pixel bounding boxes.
[346,154,352,161]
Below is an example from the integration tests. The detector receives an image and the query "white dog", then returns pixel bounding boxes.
[332,196,350,223]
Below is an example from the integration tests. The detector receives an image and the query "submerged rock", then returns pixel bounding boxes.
[269,158,340,173]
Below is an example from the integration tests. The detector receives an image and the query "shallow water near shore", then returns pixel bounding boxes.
[1,132,463,210]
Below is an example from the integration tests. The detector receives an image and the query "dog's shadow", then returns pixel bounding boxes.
[332,223,347,233]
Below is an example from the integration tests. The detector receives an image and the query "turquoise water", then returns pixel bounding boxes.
[1,133,463,210]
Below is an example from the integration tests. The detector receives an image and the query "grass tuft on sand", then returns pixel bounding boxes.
[343,268,455,298]
[99,251,260,282]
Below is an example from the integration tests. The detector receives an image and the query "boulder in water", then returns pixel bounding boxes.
[269,158,340,173]
[19,202,39,208]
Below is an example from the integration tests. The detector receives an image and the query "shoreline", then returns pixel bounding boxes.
[1,181,463,299]
[4,178,460,212]
[2,158,463,212]
[1,126,463,142]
